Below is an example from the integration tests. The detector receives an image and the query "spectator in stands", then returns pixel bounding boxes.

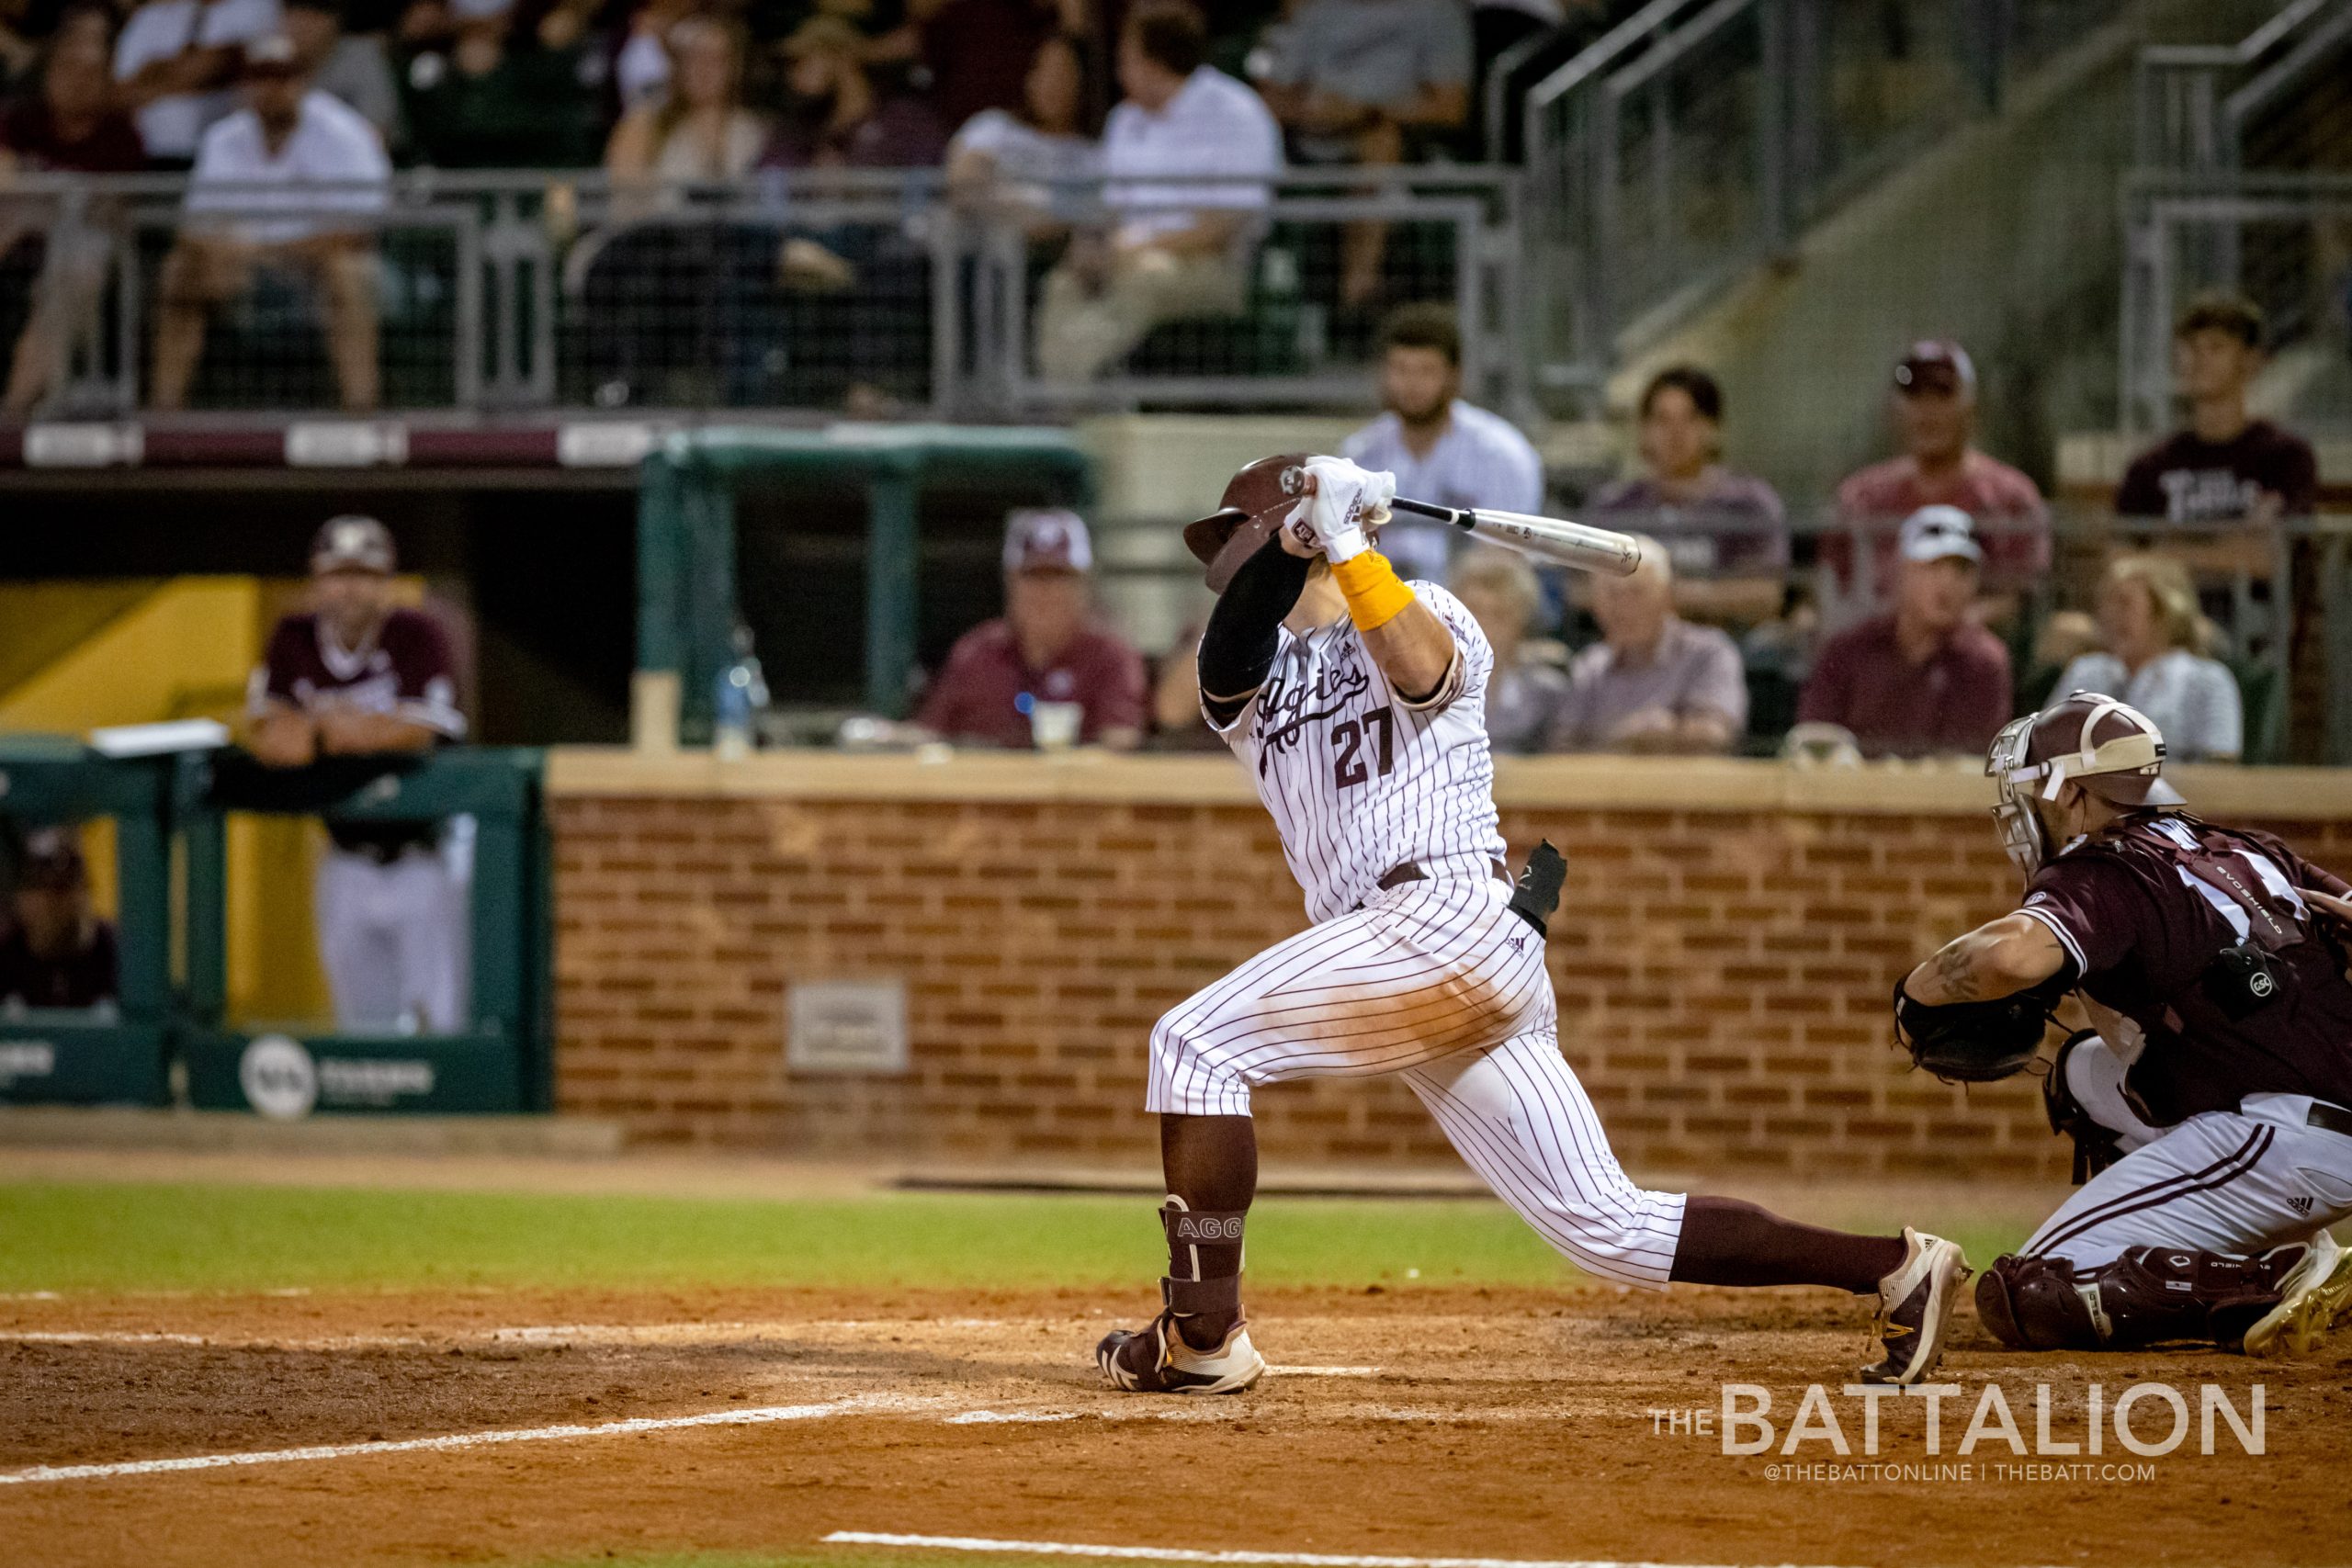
[115,0,284,168]
[1,17,148,415]
[1453,549,1566,754]
[0,0,41,97]
[1253,0,1471,310]
[613,0,696,112]
[918,508,1148,750]
[2050,553,2243,763]
[0,827,119,1012]
[2117,293,2318,525]
[1826,340,2047,605]
[1033,0,1283,381]
[1542,535,1746,754]
[870,0,1083,137]
[945,30,1097,224]
[605,14,765,185]
[151,36,389,412]
[399,0,605,169]
[1340,302,1544,583]
[283,0,401,149]
[248,515,470,1032]
[764,14,944,170]
[1589,364,1788,624]
[1797,505,2012,759]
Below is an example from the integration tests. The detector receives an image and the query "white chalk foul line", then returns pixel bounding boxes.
[820,1533,1849,1568]
[0,1393,958,1487]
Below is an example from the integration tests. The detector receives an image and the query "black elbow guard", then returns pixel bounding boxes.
[1197,545,1311,704]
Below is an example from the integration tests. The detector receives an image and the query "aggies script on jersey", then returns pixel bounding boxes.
[2020,814,2352,1124]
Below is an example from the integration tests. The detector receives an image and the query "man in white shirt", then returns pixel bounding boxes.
[151,34,389,411]
[1034,0,1283,382]
[1340,303,1545,583]
[114,0,283,165]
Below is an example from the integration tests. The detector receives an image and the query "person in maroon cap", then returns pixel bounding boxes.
[0,826,119,1011]
[1825,340,2048,606]
[916,508,1148,750]
[247,515,469,1032]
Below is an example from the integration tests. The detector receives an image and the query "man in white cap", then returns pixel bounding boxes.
[1796,504,2013,758]
[247,515,470,1033]
[916,508,1148,750]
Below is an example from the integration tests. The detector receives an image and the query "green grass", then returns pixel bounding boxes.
[0,1182,1597,1295]
[0,1180,2039,1297]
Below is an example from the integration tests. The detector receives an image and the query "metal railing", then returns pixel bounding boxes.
[2120,168,2352,434]
[1520,0,2138,408]
[2132,0,2352,171]
[0,167,1521,421]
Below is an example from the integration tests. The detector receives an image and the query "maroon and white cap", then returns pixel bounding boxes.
[311,514,396,573]
[1002,508,1092,573]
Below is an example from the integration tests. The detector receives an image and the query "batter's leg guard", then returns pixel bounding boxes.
[1977,1247,2307,1352]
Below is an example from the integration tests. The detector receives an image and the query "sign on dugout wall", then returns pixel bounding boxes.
[0,739,177,1105]
[176,748,554,1116]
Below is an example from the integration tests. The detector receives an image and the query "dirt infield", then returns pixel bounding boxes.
[2,1282,2343,1568]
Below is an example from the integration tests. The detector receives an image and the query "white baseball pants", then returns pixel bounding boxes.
[314,844,471,1033]
[1147,864,1688,1286]
[2027,1036,2352,1267]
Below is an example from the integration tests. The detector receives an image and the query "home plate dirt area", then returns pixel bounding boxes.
[1,1284,2344,1568]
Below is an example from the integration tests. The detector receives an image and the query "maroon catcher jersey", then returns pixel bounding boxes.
[2018,811,2352,1124]
[249,609,466,739]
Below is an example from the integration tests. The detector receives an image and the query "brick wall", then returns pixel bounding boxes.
[551,780,2352,1181]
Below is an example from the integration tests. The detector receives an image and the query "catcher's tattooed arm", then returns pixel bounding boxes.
[1904,913,2067,1005]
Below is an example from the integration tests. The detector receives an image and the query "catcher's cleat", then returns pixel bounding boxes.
[1860,1227,1970,1386]
[2244,1230,2352,1357]
[1096,1314,1266,1394]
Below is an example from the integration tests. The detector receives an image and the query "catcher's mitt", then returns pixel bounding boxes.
[1892,975,2066,1084]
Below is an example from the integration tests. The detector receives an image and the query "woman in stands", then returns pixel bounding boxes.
[2049,552,2244,762]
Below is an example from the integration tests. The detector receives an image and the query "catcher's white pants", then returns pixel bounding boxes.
[1146,864,1687,1286]
[2026,1036,2352,1267]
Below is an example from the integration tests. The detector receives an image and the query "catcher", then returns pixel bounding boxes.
[1897,691,2352,1354]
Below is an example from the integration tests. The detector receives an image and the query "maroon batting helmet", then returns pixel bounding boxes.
[1182,453,1313,592]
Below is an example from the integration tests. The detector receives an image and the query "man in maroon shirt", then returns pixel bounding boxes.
[0,17,149,414]
[1796,506,2012,758]
[247,515,470,1032]
[1897,694,2352,1356]
[917,508,1148,750]
[1824,341,2049,604]
[2116,293,2318,524]
[0,827,119,1011]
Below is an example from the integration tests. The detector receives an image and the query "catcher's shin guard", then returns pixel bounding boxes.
[1977,1245,2311,1351]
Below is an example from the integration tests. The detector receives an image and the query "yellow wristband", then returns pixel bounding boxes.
[1330,550,1417,632]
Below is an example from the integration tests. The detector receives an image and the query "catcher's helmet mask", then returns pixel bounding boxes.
[1184,453,1383,592]
[1988,692,2185,876]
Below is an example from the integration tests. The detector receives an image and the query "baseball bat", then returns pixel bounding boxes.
[1388,496,1645,578]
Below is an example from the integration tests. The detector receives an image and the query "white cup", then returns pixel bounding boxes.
[1031,700,1084,751]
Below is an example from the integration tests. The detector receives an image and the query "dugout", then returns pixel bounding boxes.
[0,738,177,1105]
[634,424,1093,741]
[176,748,554,1117]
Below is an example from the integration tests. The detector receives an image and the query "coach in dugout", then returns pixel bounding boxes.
[0,827,119,1013]
[246,515,470,1033]
[1340,303,1544,586]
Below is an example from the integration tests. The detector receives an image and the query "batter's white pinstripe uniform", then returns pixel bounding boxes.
[1148,581,1688,1286]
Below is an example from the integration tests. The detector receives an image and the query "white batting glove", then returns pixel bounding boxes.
[1283,456,1396,565]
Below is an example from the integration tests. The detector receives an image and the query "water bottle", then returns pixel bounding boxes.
[714,622,769,761]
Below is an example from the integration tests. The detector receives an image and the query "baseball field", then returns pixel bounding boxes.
[1,1150,2340,1568]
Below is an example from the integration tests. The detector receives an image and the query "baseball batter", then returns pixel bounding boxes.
[1098,454,1969,1393]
